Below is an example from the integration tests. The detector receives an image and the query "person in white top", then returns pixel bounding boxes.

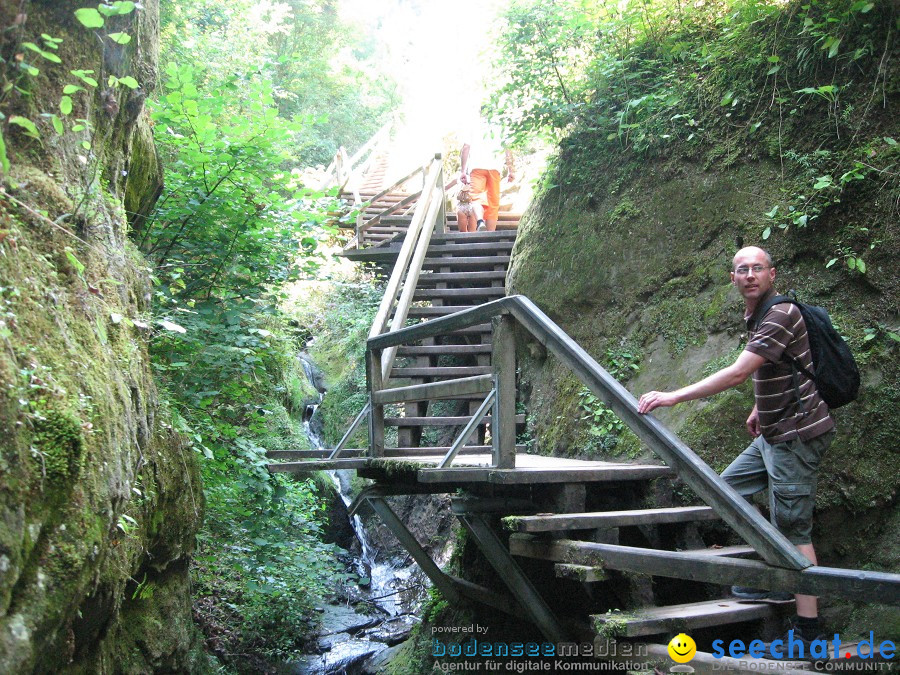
[458,128,515,231]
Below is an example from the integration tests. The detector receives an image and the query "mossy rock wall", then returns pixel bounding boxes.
[507,71,899,589]
[0,1,205,672]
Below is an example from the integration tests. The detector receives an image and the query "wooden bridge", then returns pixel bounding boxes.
[273,145,900,666]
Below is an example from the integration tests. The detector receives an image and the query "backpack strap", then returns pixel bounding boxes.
[747,292,812,415]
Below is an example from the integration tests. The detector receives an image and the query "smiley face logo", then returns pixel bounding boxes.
[667,633,696,663]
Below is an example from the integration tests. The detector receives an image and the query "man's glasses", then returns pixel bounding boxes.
[733,265,770,276]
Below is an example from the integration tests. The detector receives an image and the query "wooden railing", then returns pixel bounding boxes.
[319,122,392,200]
[350,163,429,248]
[326,154,447,460]
[364,295,817,572]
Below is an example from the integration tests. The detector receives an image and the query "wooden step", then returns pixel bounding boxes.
[508,537,770,583]
[419,462,673,485]
[423,256,510,268]
[591,599,779,637]
[506,506,719,532]
[267,447,504,460]
[412,288,505,300]
[430,323,492,335]
[384,414,525,427]
[405,305,477,317]
[389,366,492,378]
[432,230,518,242]
[445,213,521,222]
[426,242,515,254]
[418,271,508,283]
[396,344,492,355]
[554,563,608,583]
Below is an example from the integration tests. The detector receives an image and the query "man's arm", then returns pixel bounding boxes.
[637,349,766,414]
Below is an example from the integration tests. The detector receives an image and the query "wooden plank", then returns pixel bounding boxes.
[267,447,509,460]
[268,449,365,459]
[494,315,517,469]
[423,255,511,267]
[508,536,900,605]
[372,374,493,404]
[384,414,524,426]
[413,288,506,299]
[389,366,492,378]
[592,599,776,637]
[508,506,719,532]
[418,464,673,485]
[418,271,508,282]
[396,344,493,355]
[369,303,506,350]
[406,306,478,316]
[425,242,515,254]
[268,459,370,472]
[555,563,608,583]
[368,350,385,457]
[432,230,519,241]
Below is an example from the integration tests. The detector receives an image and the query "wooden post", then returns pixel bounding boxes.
[458,514,567,643]
[368,498,461,605]
[367,349,385,457]
[492,315,517,469]
[434,153,446,235]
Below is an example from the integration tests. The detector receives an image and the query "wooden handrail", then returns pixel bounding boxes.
[368,156,444,342]
[379,186,443,380]
[366,295,812,572]
[356,187,423,235]
[361,164,425,212]
[319,121,392,193]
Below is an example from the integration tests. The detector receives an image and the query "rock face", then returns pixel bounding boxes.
[0,1,205,671]
[507,56,899,635]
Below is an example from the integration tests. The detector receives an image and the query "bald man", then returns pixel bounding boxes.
[638,246,834,651]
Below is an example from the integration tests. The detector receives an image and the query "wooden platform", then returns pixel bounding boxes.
[268,452,673,485]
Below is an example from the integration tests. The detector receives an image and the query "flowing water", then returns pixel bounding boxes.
[291,353,426,674]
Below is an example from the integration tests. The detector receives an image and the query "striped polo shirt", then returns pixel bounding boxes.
[744,290,835,443]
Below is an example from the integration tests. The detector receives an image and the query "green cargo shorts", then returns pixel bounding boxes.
[720,431,834,545]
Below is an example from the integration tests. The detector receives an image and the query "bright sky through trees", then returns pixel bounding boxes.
[338,0,503,166]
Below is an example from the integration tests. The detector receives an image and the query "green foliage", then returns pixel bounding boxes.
[141,34,370,663]
[0,3,138,172]
[577,348,641,456]
[294,278,382,446]
[491,0,897,236]
[158,0,397,167]
[140,63,335,294]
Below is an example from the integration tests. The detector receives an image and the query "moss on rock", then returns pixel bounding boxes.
[0,1,205,672]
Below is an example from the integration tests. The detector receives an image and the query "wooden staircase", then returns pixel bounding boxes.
[270,151,900,663]
[388,228,518,447]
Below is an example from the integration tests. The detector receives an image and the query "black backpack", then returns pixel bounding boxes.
[751,292,860,409]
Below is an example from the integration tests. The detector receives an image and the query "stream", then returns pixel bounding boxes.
[290,353,428,674]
